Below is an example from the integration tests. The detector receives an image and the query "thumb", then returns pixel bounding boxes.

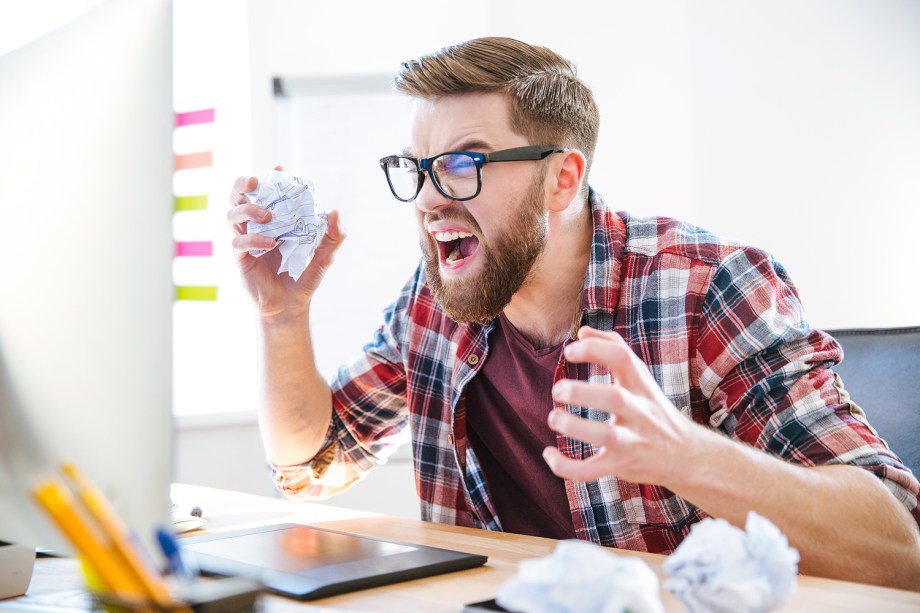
[323,209,345,243]
[311,210,346,269]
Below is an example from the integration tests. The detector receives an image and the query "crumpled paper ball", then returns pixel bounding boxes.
[663,511,799,613]
[245,169,328,281]
[496,539,664,613]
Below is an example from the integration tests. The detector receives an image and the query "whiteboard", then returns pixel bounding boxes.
[273,76,421,380]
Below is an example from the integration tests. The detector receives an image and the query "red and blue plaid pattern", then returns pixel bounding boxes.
[270,189,919,553]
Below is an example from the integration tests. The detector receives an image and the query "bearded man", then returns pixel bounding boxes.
[228,37,920,590]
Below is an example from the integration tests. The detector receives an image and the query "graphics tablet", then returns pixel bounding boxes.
[181,523,488,600]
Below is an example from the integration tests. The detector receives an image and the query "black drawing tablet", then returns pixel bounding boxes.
[181,523,488,601]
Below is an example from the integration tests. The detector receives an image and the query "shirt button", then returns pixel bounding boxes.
[447,434,454,445]
[467,354,479,365]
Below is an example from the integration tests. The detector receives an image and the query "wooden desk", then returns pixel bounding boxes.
[22,484,920,612]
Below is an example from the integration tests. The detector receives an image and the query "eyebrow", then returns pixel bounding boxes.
[402,139,496,160]
[451,138,492,153]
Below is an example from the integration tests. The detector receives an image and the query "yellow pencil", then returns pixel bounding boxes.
[61,462,177,609]
[31,478,145,599]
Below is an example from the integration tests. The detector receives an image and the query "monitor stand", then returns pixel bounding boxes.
[0,544,34,599]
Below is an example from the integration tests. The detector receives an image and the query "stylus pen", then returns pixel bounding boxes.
[155,526,199,581]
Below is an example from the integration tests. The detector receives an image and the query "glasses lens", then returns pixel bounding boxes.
[432,153,479,199]
[384,156,421,201]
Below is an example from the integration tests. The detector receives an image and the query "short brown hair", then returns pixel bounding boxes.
[394,37,600,180]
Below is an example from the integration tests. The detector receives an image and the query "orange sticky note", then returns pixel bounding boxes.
[174,151,212,170]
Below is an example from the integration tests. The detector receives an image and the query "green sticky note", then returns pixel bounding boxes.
[175,286,218,301]
[174,195,208,211]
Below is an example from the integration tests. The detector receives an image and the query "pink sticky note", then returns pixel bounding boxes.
[175,108,215,127]
[175,241,213,257]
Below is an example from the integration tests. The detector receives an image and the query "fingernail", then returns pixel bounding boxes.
[548,410,558,427]
[552,381,568,399]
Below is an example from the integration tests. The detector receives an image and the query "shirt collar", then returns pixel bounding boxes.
[580,187,625,315]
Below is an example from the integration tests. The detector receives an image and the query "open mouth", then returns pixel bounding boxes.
[433,230,481,269]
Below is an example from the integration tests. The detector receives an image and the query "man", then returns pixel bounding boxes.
[228,37,920,590]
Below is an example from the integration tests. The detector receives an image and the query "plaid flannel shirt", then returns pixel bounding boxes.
[271,188,920,553]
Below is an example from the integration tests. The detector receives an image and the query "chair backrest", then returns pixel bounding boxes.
[825,326,920,478]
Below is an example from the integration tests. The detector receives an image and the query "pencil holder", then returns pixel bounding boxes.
[94,575,265,613]
[0,544,34,599]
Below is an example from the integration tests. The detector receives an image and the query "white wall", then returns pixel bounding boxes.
[687,0,920,329]
[247,0,698,226]
[248,0,920,328]
[175,1,920,517]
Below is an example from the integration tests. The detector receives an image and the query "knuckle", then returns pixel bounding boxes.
[608,341,628,360]
[601,386,619,406]
[601,426,618,447]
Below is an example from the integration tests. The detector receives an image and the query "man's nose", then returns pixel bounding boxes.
[414,174,453,214]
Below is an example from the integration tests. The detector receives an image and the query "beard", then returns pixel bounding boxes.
[421,171,548,323]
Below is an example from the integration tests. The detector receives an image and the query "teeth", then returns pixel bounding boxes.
[434,231,473,242]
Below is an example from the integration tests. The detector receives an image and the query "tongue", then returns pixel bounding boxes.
[458,236,479,259]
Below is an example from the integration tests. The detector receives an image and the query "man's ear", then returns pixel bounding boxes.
[546,149,587,213]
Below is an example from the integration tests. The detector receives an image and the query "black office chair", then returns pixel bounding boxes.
[825,326,920,477]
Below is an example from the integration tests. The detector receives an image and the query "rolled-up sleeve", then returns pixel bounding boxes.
[268,268,421,501]
[697,246,920,525]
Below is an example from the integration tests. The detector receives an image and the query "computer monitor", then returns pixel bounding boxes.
[0,0,173,557]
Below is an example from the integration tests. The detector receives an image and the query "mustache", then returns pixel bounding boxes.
[423,209,483,234]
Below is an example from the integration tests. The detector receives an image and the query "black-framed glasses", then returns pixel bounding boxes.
[379,145,568,203]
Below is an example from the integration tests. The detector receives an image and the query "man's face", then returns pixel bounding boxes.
[407,93,549,323]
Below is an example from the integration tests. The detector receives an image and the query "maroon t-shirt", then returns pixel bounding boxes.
[464,313,576,539]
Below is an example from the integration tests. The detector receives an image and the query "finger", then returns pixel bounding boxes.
[229,175,258,205]
[273,164,285,171]
[563,331,651,393]
[551,379,638,424]
[227,202,272,226]
[576,326,654,376]
[543,445,617,482]
[547,409,617,448]
[231,233,275,254]
[576,326,620,342]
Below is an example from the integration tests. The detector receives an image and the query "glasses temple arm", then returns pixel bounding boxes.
[485,146,569,163]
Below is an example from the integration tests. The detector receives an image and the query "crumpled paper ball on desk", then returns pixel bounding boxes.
[495,538,665,613]
[663,510,799,613]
